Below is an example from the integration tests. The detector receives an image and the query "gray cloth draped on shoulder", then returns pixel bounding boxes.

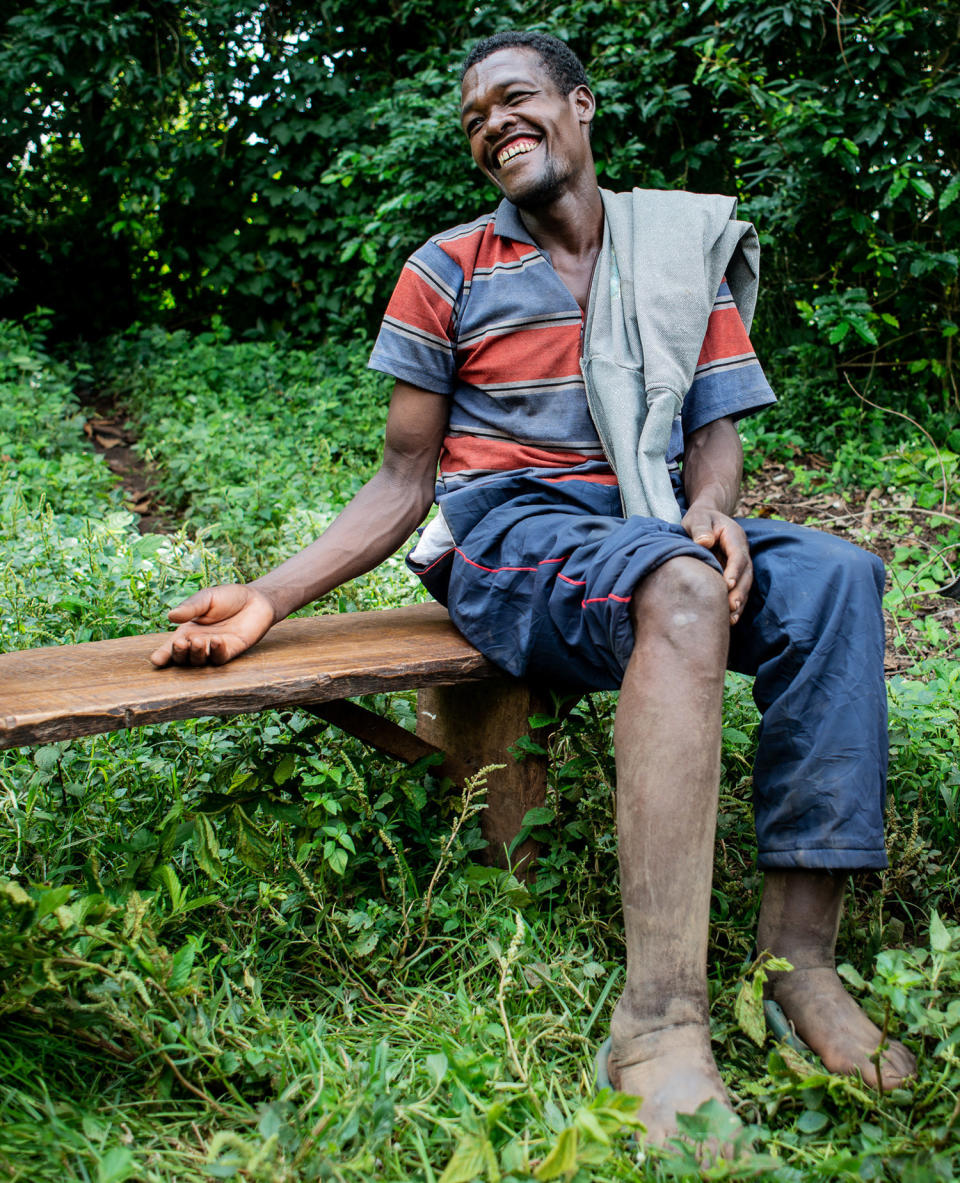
[581,188,760,522]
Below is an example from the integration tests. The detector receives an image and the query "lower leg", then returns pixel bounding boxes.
[606,559,732,1143]
[757,870,916,1088]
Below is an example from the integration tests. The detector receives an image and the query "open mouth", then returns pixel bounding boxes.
[494,136,541,169]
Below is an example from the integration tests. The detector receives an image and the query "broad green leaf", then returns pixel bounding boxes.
[234,806,273,873]
[887,175,909,201]
[675,1097,742,1142]
[327,847,348,876]
[573,1108,610,1144]
[33,745,62,771]
[534,1126,579,1180]
[194,814,224,880]
[939,174,960,210]
[837,962,868,990]
[796,1109,829,1134]
[426,1051,448,1085]
[930,910,952,953]
[35,885,72,921]
[734,975,767,1046]
[439,1134,488,1183]
[153,864,183,912]
[96,1146,137,1183]
[169,942,197,991]
[273,753,296,785]
[521,806,554,827]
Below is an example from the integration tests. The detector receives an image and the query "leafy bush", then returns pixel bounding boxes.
[3,1,957,427]
[0,319,233,648]
[101,324,428,596]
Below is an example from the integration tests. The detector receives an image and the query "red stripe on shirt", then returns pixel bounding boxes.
[440,436,597,475]
[385,268,455,338]
[457,324,583,384]
[541,472,619,485]
[697,304,754,366]
[439,225,533,281]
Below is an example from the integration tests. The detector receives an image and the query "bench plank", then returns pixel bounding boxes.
[0,602,497,749]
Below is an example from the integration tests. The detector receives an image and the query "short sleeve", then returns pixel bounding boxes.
[681,279,777,438]
[367,240,464,396]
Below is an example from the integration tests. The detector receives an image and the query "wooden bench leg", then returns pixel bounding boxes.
[417,678,552,876]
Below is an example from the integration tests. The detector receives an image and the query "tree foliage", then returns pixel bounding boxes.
[1,0,958,408]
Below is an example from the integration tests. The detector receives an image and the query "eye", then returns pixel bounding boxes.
[506,90,534,105]
[465,116,482,136]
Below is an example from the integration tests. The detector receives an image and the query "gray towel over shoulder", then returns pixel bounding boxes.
[581,188,760,522]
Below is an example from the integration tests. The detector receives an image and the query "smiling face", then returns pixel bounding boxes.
[460,47,596,210]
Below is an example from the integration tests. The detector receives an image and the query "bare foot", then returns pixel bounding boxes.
[607,1022,735,1149]
[769,966,916,1088]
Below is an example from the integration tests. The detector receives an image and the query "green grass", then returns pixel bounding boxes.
[2,319,959,1181]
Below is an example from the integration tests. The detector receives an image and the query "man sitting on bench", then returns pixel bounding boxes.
[151,30,915,1145]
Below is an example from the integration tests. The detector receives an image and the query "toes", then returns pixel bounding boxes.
[879,1042,917,1088]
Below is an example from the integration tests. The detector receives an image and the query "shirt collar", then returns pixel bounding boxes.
[493,198,538,246]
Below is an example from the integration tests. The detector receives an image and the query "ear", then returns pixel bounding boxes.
[571,84,596,126]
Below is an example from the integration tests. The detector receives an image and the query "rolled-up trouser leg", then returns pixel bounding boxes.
[728,519,888,871]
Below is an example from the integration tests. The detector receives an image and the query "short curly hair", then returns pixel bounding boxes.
[460,31,589,95]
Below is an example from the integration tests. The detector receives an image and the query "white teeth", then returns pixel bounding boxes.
[497,140,537,167]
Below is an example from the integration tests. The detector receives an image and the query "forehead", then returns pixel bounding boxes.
[460,47,559,114]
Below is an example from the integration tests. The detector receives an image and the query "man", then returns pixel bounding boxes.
[151,31,915,1145]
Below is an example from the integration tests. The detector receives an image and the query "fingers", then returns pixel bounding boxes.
[167,587,215,624]
[167,584,248,625]
[150,625,236,668]
[684,510,753,625]
[209,635,233,666]
[149,640,174,668]
[683,508,718,550]
[714,523,752,624]
[725,553,753,625]
[150,585,274,670]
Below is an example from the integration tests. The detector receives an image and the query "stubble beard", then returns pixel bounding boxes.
[506,156,573,211]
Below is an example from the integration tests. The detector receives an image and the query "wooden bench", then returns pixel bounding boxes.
[0,602,552,870]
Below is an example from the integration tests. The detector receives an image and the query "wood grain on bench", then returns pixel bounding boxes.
[0,602,497,749]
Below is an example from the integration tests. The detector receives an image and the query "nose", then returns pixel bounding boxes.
[484,103,517,142]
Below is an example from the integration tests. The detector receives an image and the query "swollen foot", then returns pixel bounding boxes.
[769,966,916,1088]
[606,1022,734,1148]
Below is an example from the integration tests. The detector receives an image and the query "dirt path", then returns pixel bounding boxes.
[739,454,960,673]
[83,404,176,535]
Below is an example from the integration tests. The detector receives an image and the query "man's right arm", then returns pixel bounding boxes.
[149,380,448,667]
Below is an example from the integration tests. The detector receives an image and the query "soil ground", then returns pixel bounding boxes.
[84,402,176,535]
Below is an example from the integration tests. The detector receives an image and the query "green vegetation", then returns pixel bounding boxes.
[2,1,958,420]
[2,0,959,1176]
[2,319,959,1180]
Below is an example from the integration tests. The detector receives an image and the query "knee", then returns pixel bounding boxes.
[631,556,729,646]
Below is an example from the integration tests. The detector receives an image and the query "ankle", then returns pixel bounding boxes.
[761,944,837,974]
[757,869,845,970]
[611,985,709,1045]
[765,963,838,1003]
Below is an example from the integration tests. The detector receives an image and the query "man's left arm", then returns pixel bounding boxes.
[681,416,751,625]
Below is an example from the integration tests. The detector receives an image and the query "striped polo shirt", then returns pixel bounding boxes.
[369,198,775,497]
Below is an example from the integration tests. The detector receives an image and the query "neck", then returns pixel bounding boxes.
[518,178,604,260]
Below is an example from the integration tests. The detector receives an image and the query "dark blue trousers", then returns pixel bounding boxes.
[412,477,888,872]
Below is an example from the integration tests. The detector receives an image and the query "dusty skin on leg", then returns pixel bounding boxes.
[758,870,917,1088]
[605,558,735,1146]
